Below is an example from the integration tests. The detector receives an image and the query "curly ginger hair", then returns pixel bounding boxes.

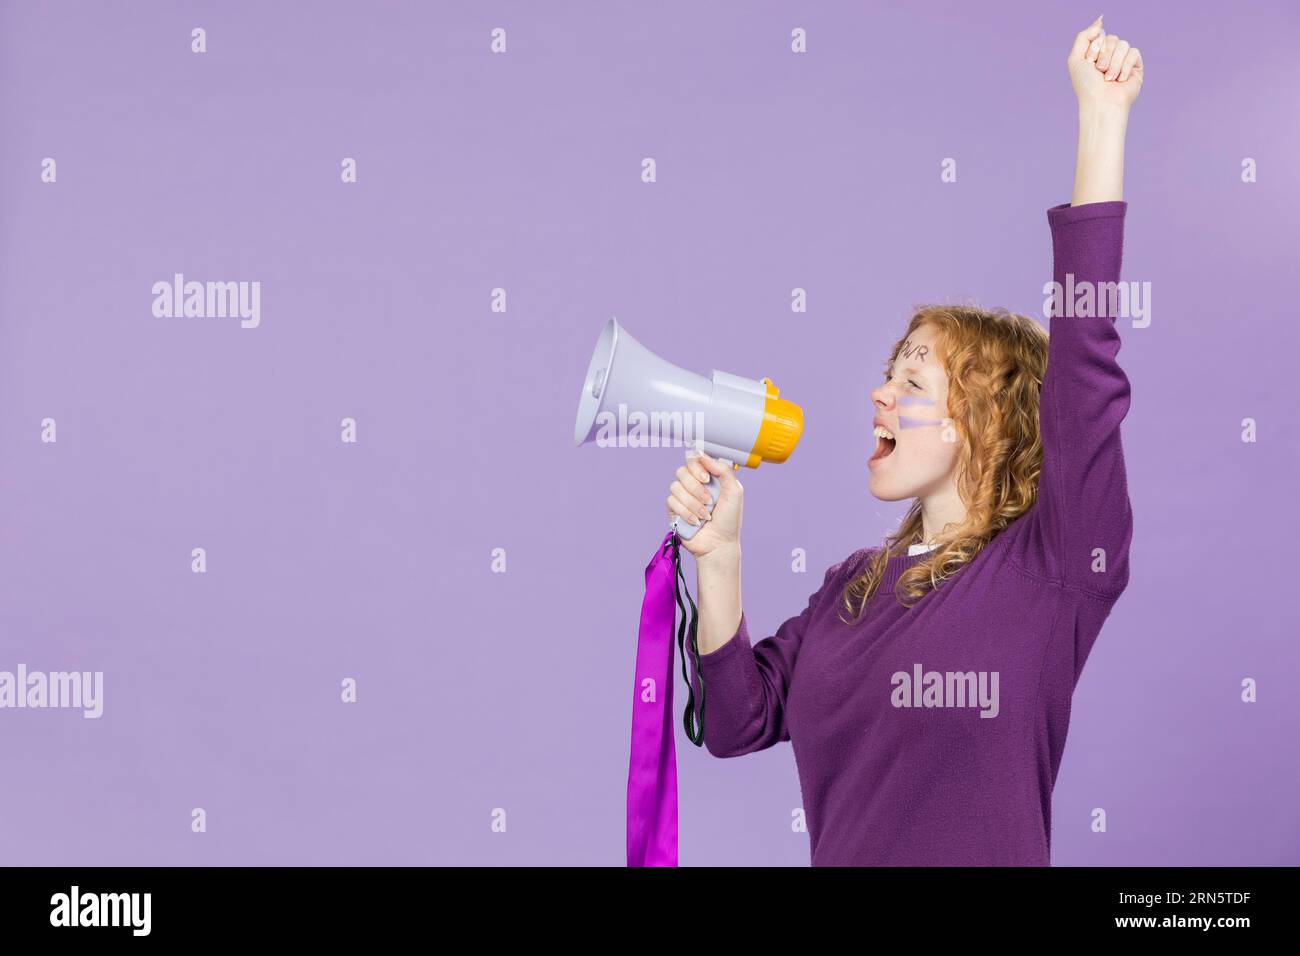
[840,304,1050,621]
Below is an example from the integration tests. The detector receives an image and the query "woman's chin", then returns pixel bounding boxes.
[867,472,911,502]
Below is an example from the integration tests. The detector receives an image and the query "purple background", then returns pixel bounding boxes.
[2,1,1297,866]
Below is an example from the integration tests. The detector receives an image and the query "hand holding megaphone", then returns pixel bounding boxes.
[574,318,803,549]
[667,445,743,557]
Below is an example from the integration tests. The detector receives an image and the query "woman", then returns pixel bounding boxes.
[665,16,1142,866]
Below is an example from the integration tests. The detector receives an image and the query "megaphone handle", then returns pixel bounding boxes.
[674,456,733,541]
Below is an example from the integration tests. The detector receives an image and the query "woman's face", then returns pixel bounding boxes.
[868,324,961,502]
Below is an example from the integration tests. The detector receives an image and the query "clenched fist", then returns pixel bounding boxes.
[1069,16,1143,110]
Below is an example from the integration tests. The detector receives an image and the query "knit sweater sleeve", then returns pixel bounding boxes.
[1017,200,1134,596]
[695,549,865,758]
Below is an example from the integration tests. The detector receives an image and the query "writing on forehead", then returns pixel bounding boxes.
[899,338,930,363]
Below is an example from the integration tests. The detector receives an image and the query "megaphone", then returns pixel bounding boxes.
[574,318,804,539]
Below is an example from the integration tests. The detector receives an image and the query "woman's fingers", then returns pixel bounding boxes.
[667,486,708,524]
[1095,33,1120,72]
[671,480,712,520]
[681,454,709,485]
[1086,30,1106,64]
[696,450,741,493]
[1103,39,1130,80]
[675,466,712,506]
[1117,47,1142,82]
[666,494,698,525]
[1070,16,1104,60]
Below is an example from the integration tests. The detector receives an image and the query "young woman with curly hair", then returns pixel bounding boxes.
[666,16,1142,866]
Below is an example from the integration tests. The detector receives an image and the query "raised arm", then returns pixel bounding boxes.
[1024,17,1143,598]
[1069,16,1143,205]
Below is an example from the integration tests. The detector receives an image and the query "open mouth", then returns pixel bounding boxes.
[870,425,897,463]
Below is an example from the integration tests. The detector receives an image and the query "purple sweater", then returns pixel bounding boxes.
[697,200,1133,866]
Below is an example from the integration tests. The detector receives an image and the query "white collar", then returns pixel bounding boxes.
[907,542,940,556]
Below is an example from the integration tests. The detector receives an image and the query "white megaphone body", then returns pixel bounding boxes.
[574,318,804,539]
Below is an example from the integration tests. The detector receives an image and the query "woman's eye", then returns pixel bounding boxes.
[909,380,922,389]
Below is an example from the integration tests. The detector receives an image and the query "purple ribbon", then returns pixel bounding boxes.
[626,530,679,866]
